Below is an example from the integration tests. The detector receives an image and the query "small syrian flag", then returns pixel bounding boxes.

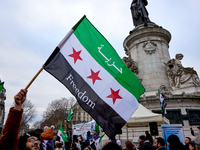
[44,15,145,138]
[0,82,4,92]
[75,142,81,150]
[57,125,68,144]
[158,89,167,116]
[95,122,100,135]
[42,140,48,150]
[67,106,73,121]
[94,134,105,150]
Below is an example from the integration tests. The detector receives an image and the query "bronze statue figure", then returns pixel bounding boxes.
[130,0,151,27]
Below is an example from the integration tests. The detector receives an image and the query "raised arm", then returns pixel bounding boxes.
[0,89,27,149]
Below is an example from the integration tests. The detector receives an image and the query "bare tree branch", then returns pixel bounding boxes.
[40,97,76,129]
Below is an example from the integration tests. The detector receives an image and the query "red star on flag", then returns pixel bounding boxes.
[87,69,102,84]
[107,88,122,104]
[68,47,83,64]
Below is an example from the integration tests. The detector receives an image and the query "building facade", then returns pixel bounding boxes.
[54,102,93,141]
[67,103,93,140]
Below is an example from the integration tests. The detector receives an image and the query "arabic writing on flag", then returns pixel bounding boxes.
[44,15,145,138]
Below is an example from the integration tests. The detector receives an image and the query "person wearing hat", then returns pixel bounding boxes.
[138,135,153,150]
[116,139,122,147]
[190,126,200,147]
[138,135,145,150]
[145,130,153,145]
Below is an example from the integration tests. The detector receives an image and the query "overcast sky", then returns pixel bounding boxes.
[1,0,200,125]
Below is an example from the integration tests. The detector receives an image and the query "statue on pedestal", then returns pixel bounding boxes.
[165,53,200,89]
[130,0,151,27]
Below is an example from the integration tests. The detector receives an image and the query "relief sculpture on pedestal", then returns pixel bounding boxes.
[165,53,200,90]
[122,56,142,82]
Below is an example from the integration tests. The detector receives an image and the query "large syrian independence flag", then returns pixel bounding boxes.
[43,15,145,138]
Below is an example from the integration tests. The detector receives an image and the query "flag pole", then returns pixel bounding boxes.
[25,66,44,90]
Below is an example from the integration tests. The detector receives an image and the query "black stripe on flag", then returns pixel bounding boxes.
[44,49,126,138]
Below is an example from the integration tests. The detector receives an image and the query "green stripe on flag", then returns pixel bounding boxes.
[58,124,68,142]
[0,82,4,92]
[67,106,73,121]
[95,122,100,135]
[158,89,163,113]
[99,133,105,143]
[72,15,86,31]
[73,17,145,100]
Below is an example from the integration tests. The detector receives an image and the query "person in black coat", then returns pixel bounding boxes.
[145,131,153,145]
[167,134,185,150]
[138,135,153,150]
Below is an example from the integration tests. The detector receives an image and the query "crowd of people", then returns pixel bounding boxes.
[0,89,200,150]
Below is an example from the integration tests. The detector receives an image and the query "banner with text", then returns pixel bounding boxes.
[73,120,96,140]
[161,124,185,150]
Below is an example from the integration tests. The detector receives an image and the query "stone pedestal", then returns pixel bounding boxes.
[123,24,171,93]
[122,24,200,141]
